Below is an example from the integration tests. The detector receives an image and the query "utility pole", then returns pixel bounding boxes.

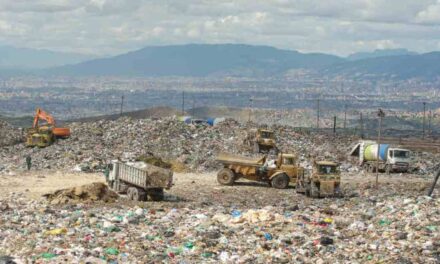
[429,110,432,135]
[423,102,426,139]
[316,99,320,130]
[360,112,364,139]
[344,103,347,130]
[248,98,253,123]
[182,91,185,116]
[120,95,124,116]
[376,109,385,189]
[333,116,337,135]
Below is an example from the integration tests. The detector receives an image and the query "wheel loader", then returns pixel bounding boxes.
[244,128,277,154]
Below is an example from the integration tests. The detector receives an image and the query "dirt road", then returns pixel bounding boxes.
[0,170,434,204]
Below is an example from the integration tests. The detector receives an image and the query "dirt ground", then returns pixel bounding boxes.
[0,170,105,199]
[0,170,435,204]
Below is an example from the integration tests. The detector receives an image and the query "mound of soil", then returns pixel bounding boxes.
[44,182,118,205]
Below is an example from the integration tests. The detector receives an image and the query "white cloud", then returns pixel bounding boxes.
[416,0,440,23]
[0,0,439,56]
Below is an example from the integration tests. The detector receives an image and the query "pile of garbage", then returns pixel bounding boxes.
[0,116,354,174]
[0,120,23,147]
[0,116,438,175]
[43,182,118,205]
[0,184,439,263]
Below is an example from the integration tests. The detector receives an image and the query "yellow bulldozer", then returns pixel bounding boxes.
[26,108,71,148]
[296,161,342,198]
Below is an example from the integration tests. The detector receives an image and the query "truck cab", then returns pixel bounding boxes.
[275,153,304,183]
[387,148,410,172]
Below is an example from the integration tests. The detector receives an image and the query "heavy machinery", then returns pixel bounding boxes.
[296,161,341,198]
[106,160,173,201]
[244,128,277,153]
[349,140,411,173]
[216,152,304,189]
[26,108,70,147]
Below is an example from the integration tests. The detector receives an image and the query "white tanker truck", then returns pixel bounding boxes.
[350,140,411,173]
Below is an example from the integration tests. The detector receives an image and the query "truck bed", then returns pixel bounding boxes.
[113,161,173,189]
[216,153,265,166]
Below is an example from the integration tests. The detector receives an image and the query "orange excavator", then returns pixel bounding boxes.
[25,108,70,147]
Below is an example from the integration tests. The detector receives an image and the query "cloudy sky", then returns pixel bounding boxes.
[1,0,440,56]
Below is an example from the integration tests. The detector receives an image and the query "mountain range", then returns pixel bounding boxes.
[0,46,93,69]
[1,44,440,80]
[347,48,417,61]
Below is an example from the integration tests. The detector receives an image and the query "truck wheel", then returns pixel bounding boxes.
[305,183,311,197]
[127,187,135,200]
[271,174,290,189]
[386,165,390,175]
[217,168,235,185]
[148,188,164,201]
[253,142,260,153]
[131,187,146,201]
[310,182,319,198]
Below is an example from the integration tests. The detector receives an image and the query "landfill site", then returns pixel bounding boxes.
[0,107,439,264]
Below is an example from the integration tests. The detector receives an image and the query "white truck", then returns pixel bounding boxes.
[350,140,411,173]
[107,161,173,201]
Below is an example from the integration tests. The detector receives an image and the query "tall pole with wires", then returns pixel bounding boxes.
[316,99,320,130]
[423,102,426,139]
[120,95,124,116]
[182,91,185,116]
[376,109,385,189]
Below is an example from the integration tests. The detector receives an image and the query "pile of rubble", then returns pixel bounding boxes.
[1,116,438,175]
[0,120,23,148]
[0,183,439,263]
[0,117,325,173]
[43,182,118,205]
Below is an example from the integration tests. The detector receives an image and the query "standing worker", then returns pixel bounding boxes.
[26,155,32,170]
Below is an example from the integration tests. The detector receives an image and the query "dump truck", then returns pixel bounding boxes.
[26,108,71,148]
[106,161,173,201]
[216,153,304,189]
[244,128,277,153]
[350,140,411,173]
[296,161,341,198]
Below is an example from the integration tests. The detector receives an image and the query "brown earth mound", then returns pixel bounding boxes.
[43,182,118,205]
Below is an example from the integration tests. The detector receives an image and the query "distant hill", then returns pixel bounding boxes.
[347,49,417,61]
[3,43,440,80]
[0,46,93,69]
[323,52,440,79]
[48,44,344,77]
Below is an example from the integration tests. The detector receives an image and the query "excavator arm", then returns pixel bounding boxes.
[31,108,70,138]
[33,108,55,128]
